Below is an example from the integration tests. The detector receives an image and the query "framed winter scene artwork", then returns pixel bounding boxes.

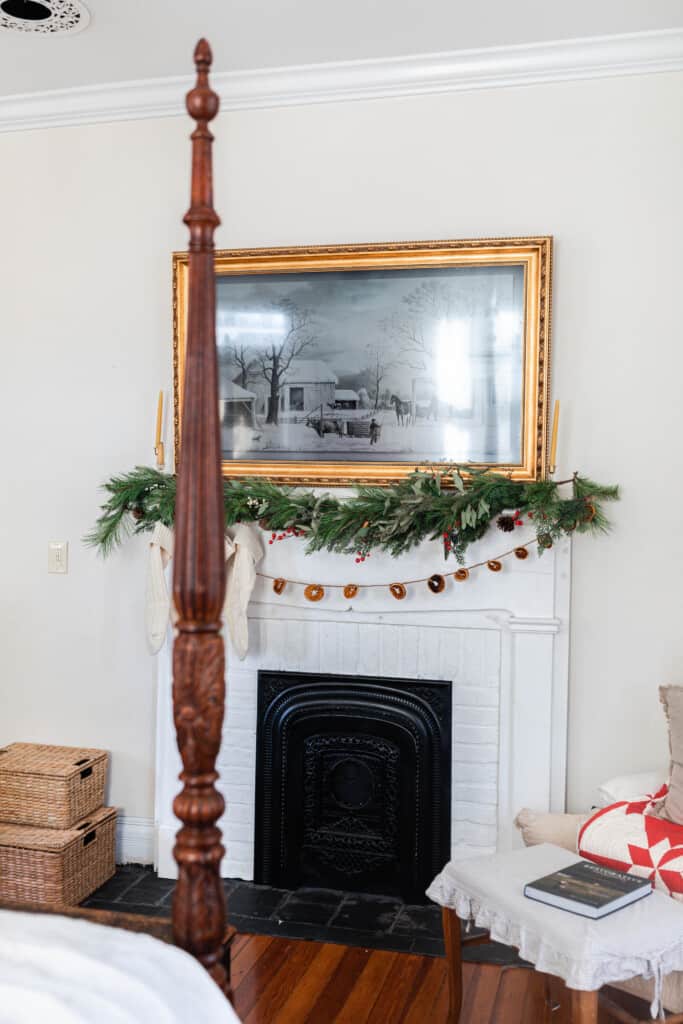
[173,238,552,485]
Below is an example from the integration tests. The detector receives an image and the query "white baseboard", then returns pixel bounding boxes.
[116,815,155,865]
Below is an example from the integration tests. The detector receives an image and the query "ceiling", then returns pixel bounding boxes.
[2,0,683,98]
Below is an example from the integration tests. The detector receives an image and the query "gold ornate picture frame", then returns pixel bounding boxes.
[173,237,552,485]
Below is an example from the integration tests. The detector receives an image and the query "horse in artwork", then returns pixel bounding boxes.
[390,394,412,426]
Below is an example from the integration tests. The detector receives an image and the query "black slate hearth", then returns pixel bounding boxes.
[255,670,452,904]
[82,866,528,966]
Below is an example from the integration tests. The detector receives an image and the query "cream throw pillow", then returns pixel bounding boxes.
[655,685,683,824]
[514,808,587,853]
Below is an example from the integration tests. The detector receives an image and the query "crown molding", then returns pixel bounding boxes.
[2,27,683,133]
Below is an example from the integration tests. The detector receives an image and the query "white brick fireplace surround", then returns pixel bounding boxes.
[155,528,570,879]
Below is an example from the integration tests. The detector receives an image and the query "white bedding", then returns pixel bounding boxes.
[0,910,241,1024]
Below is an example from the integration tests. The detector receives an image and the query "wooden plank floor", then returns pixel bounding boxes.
[231,933,556,1023]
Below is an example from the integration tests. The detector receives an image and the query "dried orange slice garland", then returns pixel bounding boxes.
[260,537,555,602]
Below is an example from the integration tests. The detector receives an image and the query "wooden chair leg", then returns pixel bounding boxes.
[546,975,564,1019]
[571,989,599,1024]
[442,907,463,1023]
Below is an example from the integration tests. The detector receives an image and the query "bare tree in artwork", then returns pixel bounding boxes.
[366,344,395,410]
[384,279,490,371]
[255,300,315,425]
[386,277,500,455]
[228,343,256,389]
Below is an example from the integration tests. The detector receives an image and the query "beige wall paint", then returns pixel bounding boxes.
[1,71,682,820]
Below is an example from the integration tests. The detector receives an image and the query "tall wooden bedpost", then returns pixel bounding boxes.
[171,39,229,994]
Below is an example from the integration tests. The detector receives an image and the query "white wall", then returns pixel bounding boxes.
[1,70,682,824]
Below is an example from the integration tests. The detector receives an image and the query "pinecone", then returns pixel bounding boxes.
[496,514,515,533]
[583,502,596,523]
[130,505,145,521]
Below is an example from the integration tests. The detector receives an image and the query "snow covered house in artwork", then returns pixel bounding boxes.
[281,360,337,416]
[219,380,257,428]
[334,389,360,410]
[247,359,339,419]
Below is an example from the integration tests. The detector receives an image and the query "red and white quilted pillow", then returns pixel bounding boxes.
[578,784,683,900]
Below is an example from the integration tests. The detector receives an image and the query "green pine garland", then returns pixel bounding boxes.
[85,465,619,564]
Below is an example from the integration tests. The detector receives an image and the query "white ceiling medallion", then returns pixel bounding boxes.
[0,0,89,35]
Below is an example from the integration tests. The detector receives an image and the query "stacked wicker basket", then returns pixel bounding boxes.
[0,743,116,906]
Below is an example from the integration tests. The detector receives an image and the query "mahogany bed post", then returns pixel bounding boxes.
[171,39,230,994]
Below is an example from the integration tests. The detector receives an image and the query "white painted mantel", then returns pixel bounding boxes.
[155,527,570,879]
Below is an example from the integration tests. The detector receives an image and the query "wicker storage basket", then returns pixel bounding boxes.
[0,743,108,828]
[0,806,116,905]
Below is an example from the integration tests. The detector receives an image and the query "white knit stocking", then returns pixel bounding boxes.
[223,524,264,659]
[144,522,263,658]
[145,523,175,654]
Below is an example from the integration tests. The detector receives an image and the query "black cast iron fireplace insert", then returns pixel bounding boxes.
[254,670,451,904]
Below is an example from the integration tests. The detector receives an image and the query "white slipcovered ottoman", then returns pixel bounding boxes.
[428,843,683,1021]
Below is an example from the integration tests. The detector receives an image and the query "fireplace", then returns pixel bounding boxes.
[154,532,570,882]
[254,670,451,903]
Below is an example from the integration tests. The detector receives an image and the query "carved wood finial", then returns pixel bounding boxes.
[184,38,220,252]
[186,38,219,127]
[194,37,212,67]
[171,39,229,996]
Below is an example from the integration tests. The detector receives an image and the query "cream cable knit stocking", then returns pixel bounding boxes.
[145,523,175,654]
[144,522,263,658]
[223,523,264,659]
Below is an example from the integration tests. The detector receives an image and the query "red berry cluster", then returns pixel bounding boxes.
[355,550,372,564]
[268,526,304,545]
[513,510,524,526]
[442,520,461,554]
